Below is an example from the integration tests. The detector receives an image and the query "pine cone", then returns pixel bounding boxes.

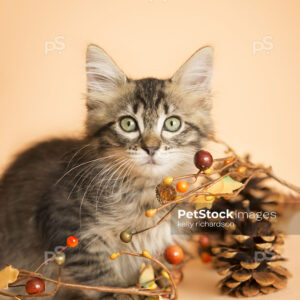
[213,215,292,297]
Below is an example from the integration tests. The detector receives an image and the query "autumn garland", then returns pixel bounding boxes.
[1,138,300,299]
[1,246,176,300]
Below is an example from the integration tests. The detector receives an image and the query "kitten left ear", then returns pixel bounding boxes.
[172,47,213,93]
[86,44,126,93]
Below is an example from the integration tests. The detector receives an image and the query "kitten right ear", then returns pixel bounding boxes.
[86,45,126,94]
[172,47,213,94]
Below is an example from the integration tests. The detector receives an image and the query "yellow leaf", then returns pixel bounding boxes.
[206,176,243,194]
[190,176,243,209]
[190,194,216,210]
[195,201,213,210]
[0,265,19,290]
[139,264,155,288]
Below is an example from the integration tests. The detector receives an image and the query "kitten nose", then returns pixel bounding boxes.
[142,145,159,156]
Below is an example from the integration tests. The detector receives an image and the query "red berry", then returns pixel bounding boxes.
[67,235,78,248]
[201,252,211,263]
[194,150,213,170]
[199,235,210,248]
[25,277,45,295]
[164,245,184,265]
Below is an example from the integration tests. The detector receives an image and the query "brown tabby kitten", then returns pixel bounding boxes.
[0,45,213,299]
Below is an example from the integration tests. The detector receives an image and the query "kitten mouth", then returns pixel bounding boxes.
[143,157,158,165]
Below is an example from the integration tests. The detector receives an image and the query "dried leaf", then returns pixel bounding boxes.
[139,264,155,288]
[190,195,213,210]
[191,176,243,209]
[207,176,243,195]
[0,265,19,290]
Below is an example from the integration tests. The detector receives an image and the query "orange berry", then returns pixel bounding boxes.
[164,245,184,264]
[237,166,247,173]
[176,181,189,193]
[224,157,235,165]
[67,235,78,248]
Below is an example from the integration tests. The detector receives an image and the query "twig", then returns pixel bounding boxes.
[133,203,179,235]
[139,139,300,237]
[2,251,174,299]
[119,251,178,300]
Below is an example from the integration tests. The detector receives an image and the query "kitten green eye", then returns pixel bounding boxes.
[120,117,138,132]
[164,117,181,132]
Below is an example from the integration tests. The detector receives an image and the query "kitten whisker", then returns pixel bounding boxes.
[66,144,92,169]
[56,154,119,185]
[96,160,135,209]
[94,158,130,205]
[79,157,128,225]
[65,156,125,205]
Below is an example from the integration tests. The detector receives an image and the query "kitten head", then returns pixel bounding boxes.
[85,45,213,178]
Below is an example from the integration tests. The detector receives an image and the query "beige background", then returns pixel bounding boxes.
[1,0,300,299]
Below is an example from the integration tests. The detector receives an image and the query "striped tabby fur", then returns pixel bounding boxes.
[0,45,213,299]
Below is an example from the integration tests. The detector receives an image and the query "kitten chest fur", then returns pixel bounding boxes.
[80,180,174,285]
